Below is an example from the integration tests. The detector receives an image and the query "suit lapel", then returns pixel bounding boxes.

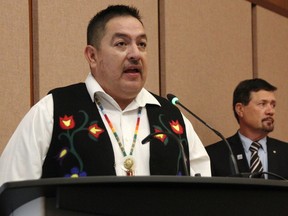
[266,137,278,174]
[228,133,250,173]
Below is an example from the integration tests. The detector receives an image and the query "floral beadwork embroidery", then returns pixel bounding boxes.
[153,128,168,145]
[58,110,105,178]
[169,120,184,135]
[88,123,104,140]
[65,166,87,178]
[152,114,187,145]
[152,114,188,175]
[57,147,69,163]
[59,115,75,130]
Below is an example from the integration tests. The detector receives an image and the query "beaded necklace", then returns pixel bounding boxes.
[94,94,142,176]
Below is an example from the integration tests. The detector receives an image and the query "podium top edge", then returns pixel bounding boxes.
[1,176,287,190]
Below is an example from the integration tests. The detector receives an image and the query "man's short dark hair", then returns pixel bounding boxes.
[233,78,277,122]
[87,5,142,48]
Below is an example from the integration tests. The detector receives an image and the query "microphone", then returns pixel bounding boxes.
[167,93,240,176]
[142,131,189,176]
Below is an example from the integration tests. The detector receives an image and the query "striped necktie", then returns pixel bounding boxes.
[249,141,264,173]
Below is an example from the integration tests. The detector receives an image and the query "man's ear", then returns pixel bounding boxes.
[84,45,97,66]
[235,103,244,118]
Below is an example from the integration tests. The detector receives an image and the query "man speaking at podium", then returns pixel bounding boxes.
[0,5,210,186]
[206,78,288,179]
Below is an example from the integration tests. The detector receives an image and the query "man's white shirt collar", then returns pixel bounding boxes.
[238,131,267,154]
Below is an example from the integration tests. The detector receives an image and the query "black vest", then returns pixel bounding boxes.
[42,83,190,178]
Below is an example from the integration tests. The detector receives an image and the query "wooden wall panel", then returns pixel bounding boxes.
[162,0,253,146]
[1,0,288,155]
[34,0,159,101]
[256,6,288,142]
[0,1,30,153]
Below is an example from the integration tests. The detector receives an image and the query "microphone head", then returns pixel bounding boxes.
[167,93,179,105]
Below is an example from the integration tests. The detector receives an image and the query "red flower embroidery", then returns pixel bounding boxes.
[59,115,75,130]
[153,129,167,143]
[88,123,104,138]
[169,120,183,135]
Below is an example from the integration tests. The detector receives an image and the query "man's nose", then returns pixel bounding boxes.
[127,43,141,61]
[266,104,275,115]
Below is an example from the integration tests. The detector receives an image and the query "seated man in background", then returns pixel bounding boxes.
[206,78,288,179]
[0,5,210,186]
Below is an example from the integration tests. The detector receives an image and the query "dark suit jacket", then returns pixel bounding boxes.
[206,133,288,180]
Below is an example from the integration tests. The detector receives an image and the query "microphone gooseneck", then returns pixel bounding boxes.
[249,171,287,180]
[167,93,240,176]
[142,131,189,176]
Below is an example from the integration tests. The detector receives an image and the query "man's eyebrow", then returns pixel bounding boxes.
[138,33,148,41]
[258,99,276,103]
[112,33,147,41]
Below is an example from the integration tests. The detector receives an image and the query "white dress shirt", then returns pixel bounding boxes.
[0,73,211,186]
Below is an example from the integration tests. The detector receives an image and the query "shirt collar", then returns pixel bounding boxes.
[84,72,161,110]
[238,131,267,153]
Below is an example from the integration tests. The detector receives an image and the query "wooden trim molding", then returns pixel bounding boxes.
[246,0,288,18]
[29,0,34,106]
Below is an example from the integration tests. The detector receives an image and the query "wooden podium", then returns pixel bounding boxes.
[1,176,288,215]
